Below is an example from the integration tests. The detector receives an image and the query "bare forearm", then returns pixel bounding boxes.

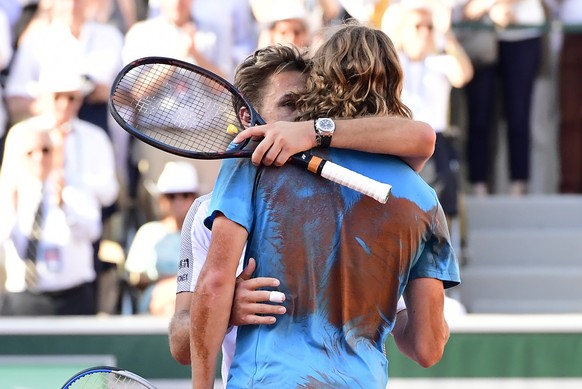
[169,309,191,365]
[190,280,234,388]
[332,117,436,172]
[443,32,474,88]
[391,310,416,361]
[236,116,435,172]
[392,309,449,367]
[190,215,247,389]
[392,279,450,367]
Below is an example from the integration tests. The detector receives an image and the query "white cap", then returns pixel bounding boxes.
[38,67,95,95]
[38,54,94,95]
[338,0,378,24]
[250,0,307,24]
[156,162,199,194]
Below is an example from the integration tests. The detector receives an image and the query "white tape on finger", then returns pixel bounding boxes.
[269,291,285,303]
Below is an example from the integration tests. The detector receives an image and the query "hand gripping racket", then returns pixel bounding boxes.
[61,366,156,388]
[109,56,392,203]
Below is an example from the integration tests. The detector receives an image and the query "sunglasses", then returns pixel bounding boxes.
[26,147,52,158]
[163,192,195,200]
[415,23,434,32]
[54,93,82,102]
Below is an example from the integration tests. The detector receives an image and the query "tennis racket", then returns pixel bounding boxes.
[109,56,391,203]
[61,365,156,389]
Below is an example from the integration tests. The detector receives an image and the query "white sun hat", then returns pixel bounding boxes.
[250,0,308,25]
[155,161,200,195]
[38,62,95,95]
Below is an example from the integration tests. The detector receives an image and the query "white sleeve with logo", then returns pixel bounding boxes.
[177,193,212,293]
[177,192,245,293]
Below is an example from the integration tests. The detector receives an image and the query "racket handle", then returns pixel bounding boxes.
[319,160,392,204]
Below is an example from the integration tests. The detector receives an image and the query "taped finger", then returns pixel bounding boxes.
[269,291,285,303]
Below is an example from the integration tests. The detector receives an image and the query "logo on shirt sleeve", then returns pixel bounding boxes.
[179,258,190,269]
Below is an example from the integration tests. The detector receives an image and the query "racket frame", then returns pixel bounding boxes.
[61,365,157,389]
[109,56,257,160]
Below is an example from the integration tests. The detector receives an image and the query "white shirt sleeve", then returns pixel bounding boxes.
[177,193,212,293]
[176,192,245,293]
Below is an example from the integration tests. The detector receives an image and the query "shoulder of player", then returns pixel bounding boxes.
[192,192,213,213]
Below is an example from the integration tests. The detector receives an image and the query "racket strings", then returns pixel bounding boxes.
[112,63,244,154]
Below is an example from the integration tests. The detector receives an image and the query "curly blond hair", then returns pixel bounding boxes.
[296,22,412,121]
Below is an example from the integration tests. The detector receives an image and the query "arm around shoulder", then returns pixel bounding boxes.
[332,117,436,172]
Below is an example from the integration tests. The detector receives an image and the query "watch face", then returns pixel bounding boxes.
[317,118,335,133]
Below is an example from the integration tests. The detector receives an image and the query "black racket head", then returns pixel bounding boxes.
[109,56,264,160]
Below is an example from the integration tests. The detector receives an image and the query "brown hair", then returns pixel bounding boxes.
[234,44,310,113]
[295,22,412,120]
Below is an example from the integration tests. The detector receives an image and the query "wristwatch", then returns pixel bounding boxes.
[314,118,335,148]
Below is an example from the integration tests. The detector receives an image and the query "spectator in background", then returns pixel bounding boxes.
[0,117,101,316]
[251,0,312,49]
[459,0,546,196]
[4,0,124,133]
[125,162,199,316]
[553,0,582,193]
[147,0,257,80]
[124,0,225,77]
[37,64,119,312]
[121,0,223,227]
[189,0,258,80]
[385,1,473,244]
[36,64,119,213]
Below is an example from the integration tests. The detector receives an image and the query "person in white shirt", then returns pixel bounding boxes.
[147,0,257,79]
[37,67,119,211]
[121,0,227,221]
[387,3,473,237]
[122,0,223,76]
[0,117,102,315]
[29,65,119,313]
[4,0,124,131]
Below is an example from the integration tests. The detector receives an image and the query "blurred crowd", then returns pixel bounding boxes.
[0,0,579,316]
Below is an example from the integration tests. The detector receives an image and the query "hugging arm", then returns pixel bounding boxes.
[233,116,436,172]
[169,258,285,365]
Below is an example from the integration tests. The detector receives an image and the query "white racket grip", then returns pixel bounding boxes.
[320,161,392,204]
